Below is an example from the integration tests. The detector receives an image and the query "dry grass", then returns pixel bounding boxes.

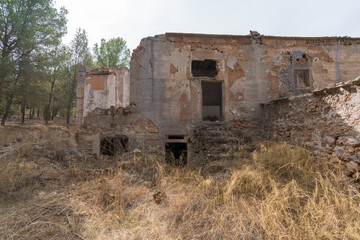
[63,142,360,239]
[0,160,39,201]
[1,126,360,240]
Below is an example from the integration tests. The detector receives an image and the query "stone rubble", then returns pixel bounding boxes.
[263,78,360,179]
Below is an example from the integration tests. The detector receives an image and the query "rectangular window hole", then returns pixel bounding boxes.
[192,59,218,77]
[100,134,129,156]
[294,69,310,88]
[167,135,185,140]
[165,142,187,166]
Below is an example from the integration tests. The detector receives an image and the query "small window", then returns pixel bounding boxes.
[165,142,187,166]
[192,60,218,77]
[100,134,129,156]
[167,135,185,140]
[294,69,310,88]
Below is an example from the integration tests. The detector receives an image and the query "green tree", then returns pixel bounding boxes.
[43,45,70,124]
[64,28,91,125]
[0,0,67,125]
[93,37,130,68]
[1,55,33,125]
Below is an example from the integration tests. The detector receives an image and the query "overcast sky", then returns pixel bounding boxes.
[54,0,360,52]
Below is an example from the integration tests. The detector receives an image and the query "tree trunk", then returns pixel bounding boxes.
[0,81,3,105]
[44,103,50,124]
[0,67,8,105]
[44,75,56,124]
[21,101,26,124]
[51,107,58,120]
[29,107,34,119]
[66,98,72,124]
[1,94,15,125]
[66,66,77,125]
[37,107,40,117]
[1,73,21,125]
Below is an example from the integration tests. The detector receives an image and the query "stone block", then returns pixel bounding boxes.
[346,161,360,174]
[337,136,360,147]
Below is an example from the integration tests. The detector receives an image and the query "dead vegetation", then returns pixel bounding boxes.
[1,125,360,239]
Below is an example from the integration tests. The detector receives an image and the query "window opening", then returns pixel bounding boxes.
[192,59,218,77]
[100,134,129,156]
[167,135,185,140]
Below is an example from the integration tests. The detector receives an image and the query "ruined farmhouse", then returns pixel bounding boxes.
[75,32,360,168]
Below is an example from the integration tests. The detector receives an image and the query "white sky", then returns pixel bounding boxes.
[54,0,360,52]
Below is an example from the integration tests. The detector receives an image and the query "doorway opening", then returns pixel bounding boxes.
[165,142,187,166]
[202,81,222,121]
[100,134,129,156]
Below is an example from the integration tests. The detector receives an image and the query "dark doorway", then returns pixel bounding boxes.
[165,142,187,166]
[100,134,129,156]
[202,81,222,121]
[192,60,218,77]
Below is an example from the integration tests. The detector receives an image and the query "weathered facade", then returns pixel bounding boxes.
[76,32,360,164]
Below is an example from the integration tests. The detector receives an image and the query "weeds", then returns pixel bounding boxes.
[65,142,360,239]
[1,127,360,240]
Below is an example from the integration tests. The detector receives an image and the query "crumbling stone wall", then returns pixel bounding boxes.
[131,33,360,141]
[262,77,360,178]
[77,33,360,162]
[75,66,159,159]
[76,66,130,125]
[76,106,161,158]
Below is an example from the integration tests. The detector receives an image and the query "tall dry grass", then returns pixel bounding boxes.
[0,161,39,201]
[1,134,360,239]
[63,142,360,239]
[0,126,81,239]
[0,126,71,202]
